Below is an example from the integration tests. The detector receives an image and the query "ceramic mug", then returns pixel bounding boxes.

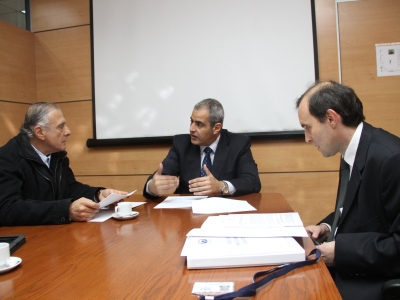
[0,242,10,268]
[115,202,132,217]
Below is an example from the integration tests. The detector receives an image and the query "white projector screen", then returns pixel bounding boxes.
[89,0,317,146]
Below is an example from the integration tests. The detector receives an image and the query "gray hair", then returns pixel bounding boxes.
[194,98,224,128]
[20,102,61,138]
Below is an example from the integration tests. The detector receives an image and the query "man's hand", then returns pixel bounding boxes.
[306,224,330,243]
[148,163,179,196]
[188,165,222,196]
[317,241,335,266]
[69,198,100,221]
[97,188,129,207]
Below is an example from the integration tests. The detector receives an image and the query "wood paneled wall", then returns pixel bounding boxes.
[1,0,398,226]
[0,20,35,145]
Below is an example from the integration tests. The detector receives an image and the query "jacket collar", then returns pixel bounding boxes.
[15,133,67,163]
[186,129,230,179]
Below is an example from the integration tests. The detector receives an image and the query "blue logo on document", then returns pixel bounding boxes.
[198,239,208,244]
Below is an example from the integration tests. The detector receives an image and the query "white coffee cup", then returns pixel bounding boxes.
[0,242,10,268]
[115,202,132,217]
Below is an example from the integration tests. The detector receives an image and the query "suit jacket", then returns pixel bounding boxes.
[143,129,261,199]
[319,122,400,300]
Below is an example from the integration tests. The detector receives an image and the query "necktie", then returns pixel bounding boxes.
[327,158,350,242]
[200,147,213,177]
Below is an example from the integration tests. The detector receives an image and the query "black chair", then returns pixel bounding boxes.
[382,279,400,300]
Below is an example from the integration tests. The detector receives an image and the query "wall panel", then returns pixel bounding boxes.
[339,0,400,136]
[35,26,91,102]
[0,21,36,103]
[0,102,29,146]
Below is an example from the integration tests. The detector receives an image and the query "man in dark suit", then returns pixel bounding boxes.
[297,81,400,300]
[143,98,261,199]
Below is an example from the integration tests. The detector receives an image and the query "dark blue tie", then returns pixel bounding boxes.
[327,158,350,242]
[200,147,213,177]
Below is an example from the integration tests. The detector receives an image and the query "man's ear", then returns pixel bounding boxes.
[212,123,222,134]
[326,109,340,128]
[33,125,46,140]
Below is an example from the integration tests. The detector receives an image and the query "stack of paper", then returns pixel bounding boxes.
[154,196,256,214]
[181,213,307,269]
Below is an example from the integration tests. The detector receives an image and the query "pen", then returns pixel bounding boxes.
[309,233,321,246]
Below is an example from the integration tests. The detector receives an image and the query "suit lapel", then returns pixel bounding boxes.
[339,123,372,225]
[212,130,230,179]
[186,145,201,179]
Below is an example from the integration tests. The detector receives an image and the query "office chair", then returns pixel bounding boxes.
[382,279,400,300]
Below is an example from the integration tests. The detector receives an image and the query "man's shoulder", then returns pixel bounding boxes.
[364,123,400,145]
[173,133,191,143]
[221,129,250,143]
[366,123,400,149]
[0,135,20,154]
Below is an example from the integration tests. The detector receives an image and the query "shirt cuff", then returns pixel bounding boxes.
[225,181,236,195]
[146,179,159,197]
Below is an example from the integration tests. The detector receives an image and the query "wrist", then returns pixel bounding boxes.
[220,181,229,195]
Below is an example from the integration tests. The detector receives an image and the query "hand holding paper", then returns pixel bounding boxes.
[99,190,137,208]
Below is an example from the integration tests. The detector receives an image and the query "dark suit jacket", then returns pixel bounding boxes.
[143,129,261,199]
[0,133,99,226]
[319,122,400,300]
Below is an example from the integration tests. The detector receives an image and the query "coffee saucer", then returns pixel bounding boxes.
[112,211,139,220]
[0,257,22,274]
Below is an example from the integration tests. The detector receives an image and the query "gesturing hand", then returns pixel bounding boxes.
[189,165,222,196]
[149,163,179,196]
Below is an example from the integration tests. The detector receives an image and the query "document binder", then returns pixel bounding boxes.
[182,236,305,269]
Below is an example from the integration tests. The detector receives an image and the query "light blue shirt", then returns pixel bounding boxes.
[31,144,51,168]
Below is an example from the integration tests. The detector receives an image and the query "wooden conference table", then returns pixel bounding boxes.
[0,193,341,299]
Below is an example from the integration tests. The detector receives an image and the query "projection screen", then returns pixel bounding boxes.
[89,0,317,146]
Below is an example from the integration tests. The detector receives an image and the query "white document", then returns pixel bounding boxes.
[90,201,145,222]
[191,197,256,214]
[99,190,137,208]
[187,226,307,238]
[181,236,305,269]
[154,196,207,209]
[376,42,400,77]
[201,213,304,228]
[192,282,234,296]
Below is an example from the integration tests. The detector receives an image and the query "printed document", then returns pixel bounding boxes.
[191,197,256,214]
[154,196,207,209]
[187,213,307,237]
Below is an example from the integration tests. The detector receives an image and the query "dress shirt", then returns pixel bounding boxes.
[31,144,51,168]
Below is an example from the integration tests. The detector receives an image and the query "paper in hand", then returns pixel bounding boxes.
[99,190,137,208]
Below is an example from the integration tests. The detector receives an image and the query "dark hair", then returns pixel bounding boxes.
[20,102,61,138]
[296,80,365,127]
[194,98,224,127]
